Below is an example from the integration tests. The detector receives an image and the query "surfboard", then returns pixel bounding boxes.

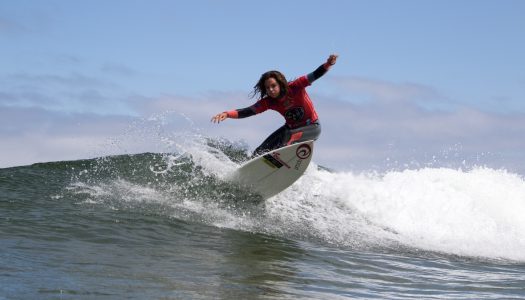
[228,140,314,199]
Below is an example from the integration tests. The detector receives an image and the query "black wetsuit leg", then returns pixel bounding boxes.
[253,125,291,156]
[253,122,321,156]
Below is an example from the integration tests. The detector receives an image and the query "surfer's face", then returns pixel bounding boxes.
[265,77,281,99]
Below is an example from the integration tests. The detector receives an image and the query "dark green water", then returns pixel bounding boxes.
[2,148,525,299]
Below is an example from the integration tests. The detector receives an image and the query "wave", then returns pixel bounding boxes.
[9,134,525,262]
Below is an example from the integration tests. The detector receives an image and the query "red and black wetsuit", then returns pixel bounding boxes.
[227,63,329,155]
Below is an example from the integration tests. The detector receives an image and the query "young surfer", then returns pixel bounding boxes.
[211,54,338,156]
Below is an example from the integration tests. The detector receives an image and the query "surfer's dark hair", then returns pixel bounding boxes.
[251,70,289,99]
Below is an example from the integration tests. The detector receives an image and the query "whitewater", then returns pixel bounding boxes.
[90,144,525,261]
[129,128,525,262]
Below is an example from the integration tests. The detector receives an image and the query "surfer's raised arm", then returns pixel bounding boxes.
[307,54,338,84]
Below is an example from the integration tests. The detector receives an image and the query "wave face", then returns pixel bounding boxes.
[6,133,524,262]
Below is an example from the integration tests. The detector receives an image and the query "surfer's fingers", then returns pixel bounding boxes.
[211,113,226,123]
[327,54,338,65]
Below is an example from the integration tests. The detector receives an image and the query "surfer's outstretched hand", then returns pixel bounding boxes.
[211,112,228,123]
[326,54,338,66]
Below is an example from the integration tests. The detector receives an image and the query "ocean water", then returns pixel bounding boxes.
[1,138,525,299]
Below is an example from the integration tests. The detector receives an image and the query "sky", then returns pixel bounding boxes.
[1,0,524,173]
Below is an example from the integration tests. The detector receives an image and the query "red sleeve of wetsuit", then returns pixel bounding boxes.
[226,110,239,118]
[290,75,312,89]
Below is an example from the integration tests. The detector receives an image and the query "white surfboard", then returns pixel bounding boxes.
[228,140,314,200]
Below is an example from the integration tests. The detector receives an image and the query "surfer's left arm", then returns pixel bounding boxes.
[307,54,338,84]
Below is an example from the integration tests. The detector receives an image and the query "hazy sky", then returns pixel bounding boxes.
[1,0,524,173]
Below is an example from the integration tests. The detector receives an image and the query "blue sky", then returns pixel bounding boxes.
[1,0,524,172]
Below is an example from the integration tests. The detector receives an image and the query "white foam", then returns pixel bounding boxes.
[275,166,525,261]
[183,139,239,179]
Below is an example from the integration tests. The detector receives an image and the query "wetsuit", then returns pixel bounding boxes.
[227,63,330,156]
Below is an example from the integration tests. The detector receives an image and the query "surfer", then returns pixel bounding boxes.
[211,54,338,156]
